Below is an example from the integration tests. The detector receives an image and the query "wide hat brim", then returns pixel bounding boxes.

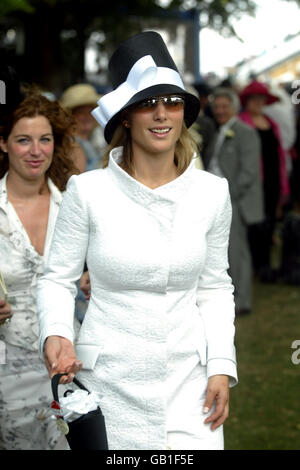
[61,94,102,109]
[60,84,102,110]
[240,81,279,106]
[92,31,200,144]
[103,84,200,144]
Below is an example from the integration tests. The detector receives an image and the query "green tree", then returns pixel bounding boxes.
[0,0,299,90]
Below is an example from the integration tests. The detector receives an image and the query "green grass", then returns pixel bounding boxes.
[225,280,300,450]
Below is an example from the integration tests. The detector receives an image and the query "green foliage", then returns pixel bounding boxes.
[225,280,300,450]
[1,0,299,37]
[0,0,34,15]
[3,0,300,40]
[2,0,299,88]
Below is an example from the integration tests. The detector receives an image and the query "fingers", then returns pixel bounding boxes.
[82,286,91,300]
[203,375,230,431]
[83,291,91,301]
[79,272,90,290]
[79,272,91,300]
[0,300,13,325]
[80,279,90,292]
[204,399,229,431]
[50,360,82,383]
[44,336,82,382]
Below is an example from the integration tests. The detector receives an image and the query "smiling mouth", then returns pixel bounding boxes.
[26,161,43,167]
[149,127,171,135]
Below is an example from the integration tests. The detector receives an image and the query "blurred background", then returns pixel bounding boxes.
[1,0,300,94]
[1,0,300,450]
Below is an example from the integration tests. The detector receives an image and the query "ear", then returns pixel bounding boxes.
[121,110,131,129]
[0,137,8,154]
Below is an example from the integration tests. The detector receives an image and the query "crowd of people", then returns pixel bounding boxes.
[193,77,300,312]
[0,30,299,451]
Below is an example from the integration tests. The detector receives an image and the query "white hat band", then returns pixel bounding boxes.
[91,55,185,128]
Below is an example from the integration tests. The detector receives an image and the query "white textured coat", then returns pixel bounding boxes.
[37,147,237,450]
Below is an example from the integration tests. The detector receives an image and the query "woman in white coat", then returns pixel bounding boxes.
[37,31,238,450]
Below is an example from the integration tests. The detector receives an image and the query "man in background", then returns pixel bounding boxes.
[203,87,264,315]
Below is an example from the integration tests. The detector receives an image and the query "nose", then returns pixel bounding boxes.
[153,100,167,120]
[30,140,42,157]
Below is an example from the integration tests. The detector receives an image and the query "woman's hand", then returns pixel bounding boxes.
[203,375,230,430]
[79,271,91,300]
[0,299,12,326]
[44,335,82,383]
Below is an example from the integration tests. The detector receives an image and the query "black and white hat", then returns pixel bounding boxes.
[92,31,200,143]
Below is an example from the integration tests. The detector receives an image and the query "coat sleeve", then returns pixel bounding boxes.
[236,125,264,225]
[235,125,261,198]
[37,175,89,357]
[196,178,238,386]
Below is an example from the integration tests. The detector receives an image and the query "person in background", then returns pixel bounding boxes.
[60,84,106,320]
[37,31,237,451]
[194,81,214,120]
[60,83,106,170]
[264,84,296,182]
[278,88,300,285]
[203,87,264,316]
[193,84,216,160]
[239,80,290,282]
[0,68,79,449]
[292,97,300,211]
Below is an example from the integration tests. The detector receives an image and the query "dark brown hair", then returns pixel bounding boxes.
[0,90,79,190]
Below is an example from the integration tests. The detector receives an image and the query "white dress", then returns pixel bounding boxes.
[0,173,68,450]
[37,147,238,450]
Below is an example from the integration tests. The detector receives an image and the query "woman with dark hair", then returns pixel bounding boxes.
[38,32,237,450]
[0,81,79,449]
[239,81,290,281]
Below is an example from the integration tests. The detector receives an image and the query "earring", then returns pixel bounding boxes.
[123,120,130,128]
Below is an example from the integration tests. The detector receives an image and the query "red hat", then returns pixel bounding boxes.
[239,80,279,106]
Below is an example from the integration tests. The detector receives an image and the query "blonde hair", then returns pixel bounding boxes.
[103,121,198,174]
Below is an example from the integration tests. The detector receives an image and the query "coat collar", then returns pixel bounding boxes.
[219,116,237,134]
[107,146,196,219]
[0,172,63,262]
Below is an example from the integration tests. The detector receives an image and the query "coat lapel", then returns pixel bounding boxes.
[107,146,196,221]
[0,173,62,265]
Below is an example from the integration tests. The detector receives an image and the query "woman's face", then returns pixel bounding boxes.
[126,95,184,157]
[73,105,96,140]
[245,94,267,115]
[0,115,54,181]
[212,96,236,125]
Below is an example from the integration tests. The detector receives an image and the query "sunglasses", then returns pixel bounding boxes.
[135,95,185,111]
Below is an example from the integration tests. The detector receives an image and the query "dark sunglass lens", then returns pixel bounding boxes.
[137,98,156,108]
[136,96,184,110]
[166,96,184,107]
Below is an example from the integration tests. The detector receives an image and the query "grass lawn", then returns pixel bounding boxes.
[225,280,300,450]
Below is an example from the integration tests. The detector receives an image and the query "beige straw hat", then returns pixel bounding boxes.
[60,84,101,109]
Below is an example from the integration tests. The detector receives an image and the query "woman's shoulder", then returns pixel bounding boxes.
[61,169,111,204]
[68,168,109,188]
[191,168,228,192]
[190,169,230,213]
